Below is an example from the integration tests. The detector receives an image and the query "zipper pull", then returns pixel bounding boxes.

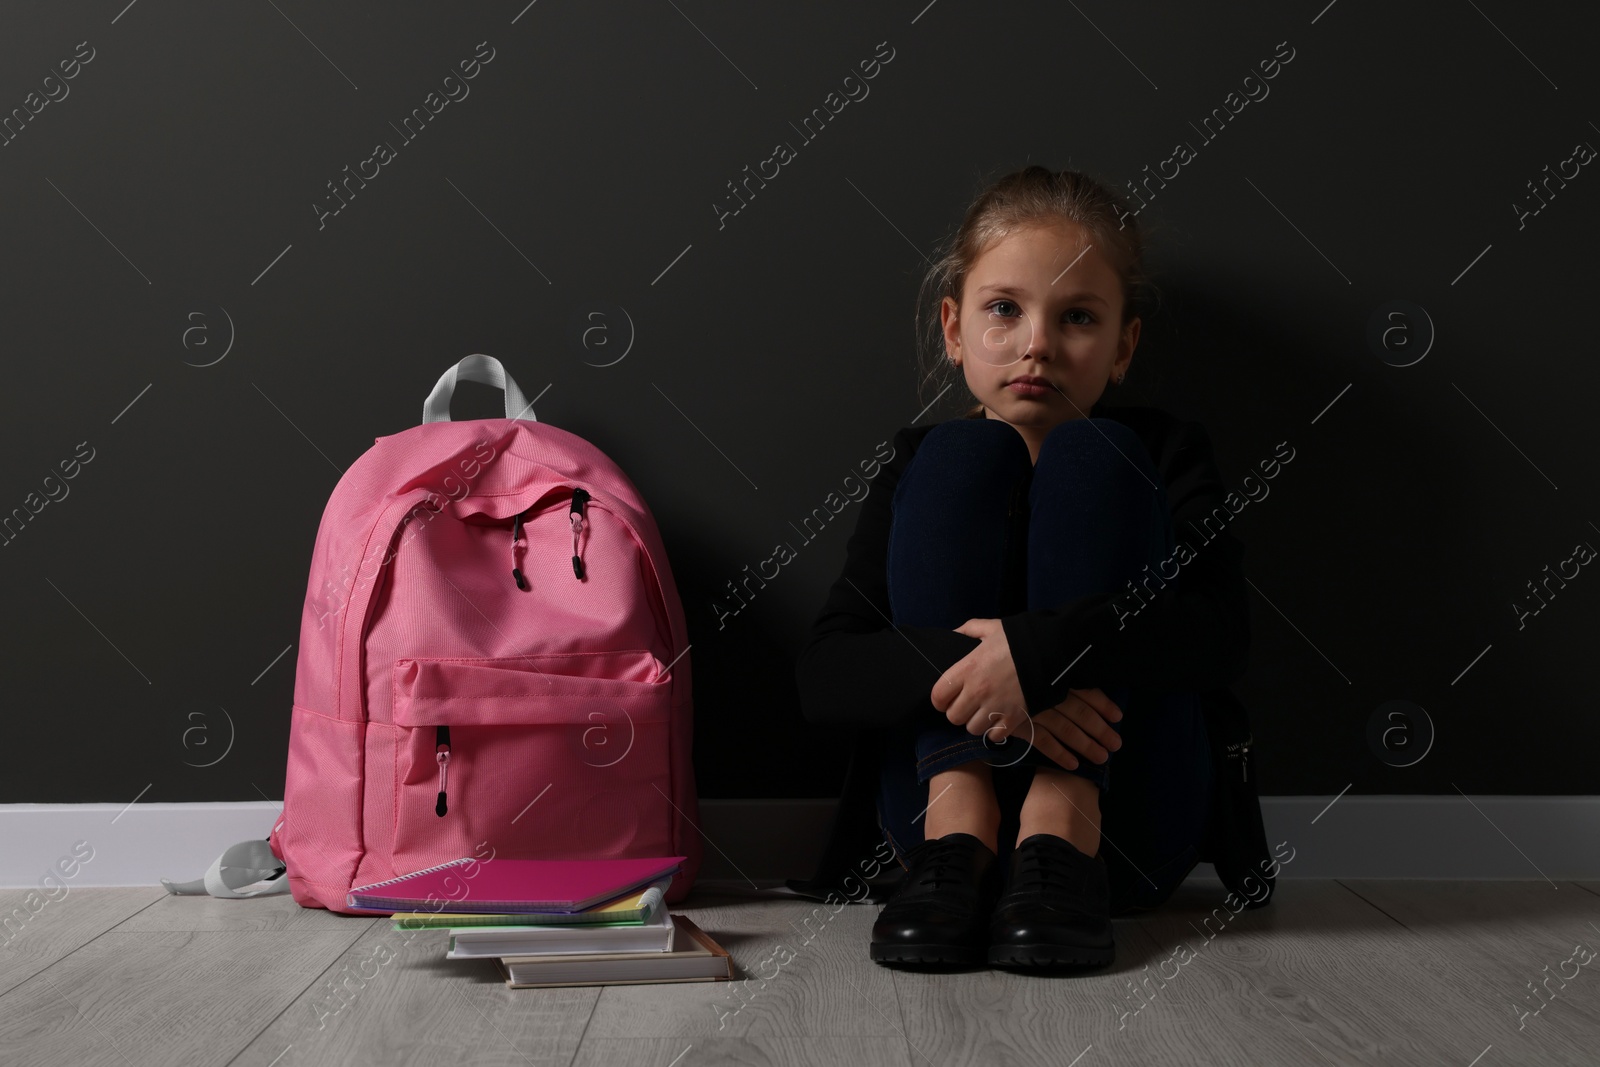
[1224,734,1253,784]
[435,725,451,816]
[510,511,528,590]
[569,488,590,580]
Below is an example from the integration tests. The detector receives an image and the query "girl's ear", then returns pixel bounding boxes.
[1119,315,1142,362]
[940,295,962,361]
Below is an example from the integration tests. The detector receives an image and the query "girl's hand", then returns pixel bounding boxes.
[932,618,1029,740]
[1029,688,1125,770]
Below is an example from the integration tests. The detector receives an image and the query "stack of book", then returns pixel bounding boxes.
[347,855,732,989]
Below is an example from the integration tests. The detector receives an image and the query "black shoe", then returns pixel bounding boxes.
[869,832,1001,966]
[988,833,1114,969]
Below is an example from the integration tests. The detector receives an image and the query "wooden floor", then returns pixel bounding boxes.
[2,876,1597,1066]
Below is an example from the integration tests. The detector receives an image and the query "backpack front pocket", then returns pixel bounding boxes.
[388,649,675,875]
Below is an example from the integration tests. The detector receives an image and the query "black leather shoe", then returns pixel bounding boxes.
[870,833,1001,966]
[988,833,1114,968]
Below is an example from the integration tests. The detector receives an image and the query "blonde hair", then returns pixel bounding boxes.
[914,165,1156,420]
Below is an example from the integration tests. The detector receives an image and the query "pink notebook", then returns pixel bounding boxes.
[347,855,686,914]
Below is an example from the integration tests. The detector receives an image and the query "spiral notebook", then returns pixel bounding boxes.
[348,855,685,914]
[391,877,672,929]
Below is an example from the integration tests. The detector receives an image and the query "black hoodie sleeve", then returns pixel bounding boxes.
[998,416,1251,713]
[794,426,982,730]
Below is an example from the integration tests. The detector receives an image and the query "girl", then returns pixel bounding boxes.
[794,166,1251,971]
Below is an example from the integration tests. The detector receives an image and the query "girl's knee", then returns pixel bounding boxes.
[1040,415,1142,453]
[919,417,1031,470]
[1036,416,1158,483]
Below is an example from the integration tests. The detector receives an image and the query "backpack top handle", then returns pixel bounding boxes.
[421,353,538,424]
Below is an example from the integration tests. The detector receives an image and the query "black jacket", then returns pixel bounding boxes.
[789,401,1274,906]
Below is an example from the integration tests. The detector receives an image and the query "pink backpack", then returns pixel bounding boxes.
[163,355,703,913]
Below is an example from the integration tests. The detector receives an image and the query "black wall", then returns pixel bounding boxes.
[3,1,1595,806]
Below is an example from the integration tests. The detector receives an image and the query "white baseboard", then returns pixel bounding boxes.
[688,796,1600,884]
[2,796,1596,890]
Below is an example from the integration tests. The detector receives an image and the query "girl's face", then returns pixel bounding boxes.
[940,219,1139,454]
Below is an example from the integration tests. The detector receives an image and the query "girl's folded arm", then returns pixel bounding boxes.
[999,417,1252,714]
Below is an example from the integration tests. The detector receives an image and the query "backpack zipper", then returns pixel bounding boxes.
[510,509,529,590]
[509,489,590,586]
[435,725,451,816]
[569,488,590,580]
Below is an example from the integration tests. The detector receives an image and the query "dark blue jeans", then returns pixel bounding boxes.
[875,416,1213,915]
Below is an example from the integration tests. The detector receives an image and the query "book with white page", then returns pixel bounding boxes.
[445,898,674,959]
[495,914,733,988]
